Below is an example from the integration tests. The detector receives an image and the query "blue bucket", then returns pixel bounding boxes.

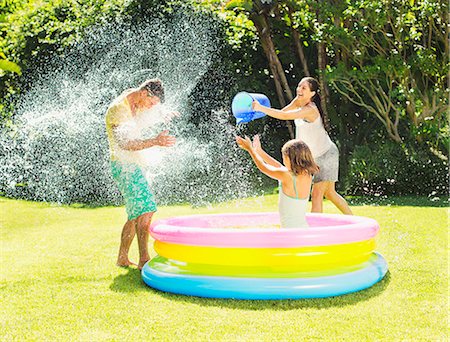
[231,92,270,124]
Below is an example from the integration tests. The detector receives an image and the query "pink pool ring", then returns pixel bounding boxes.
[150,212,379,248]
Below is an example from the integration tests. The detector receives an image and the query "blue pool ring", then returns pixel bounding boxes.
[141,253,388,300]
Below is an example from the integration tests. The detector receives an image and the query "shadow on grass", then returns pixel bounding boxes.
[68,196,449,209]
[2,194,447,210]
[112,268,391,310]
[110,268,149,293]
[347,196,448,208]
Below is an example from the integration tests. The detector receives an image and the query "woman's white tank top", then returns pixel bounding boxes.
[295,114,332,158]
[278,175,309,229]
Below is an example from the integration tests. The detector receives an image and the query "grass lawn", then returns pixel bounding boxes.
[1,195,448,340]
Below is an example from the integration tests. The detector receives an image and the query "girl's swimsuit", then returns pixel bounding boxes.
[278,173,309,228]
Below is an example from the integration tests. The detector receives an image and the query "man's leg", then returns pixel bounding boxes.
[117,219,137,267]
[136,212,154,270]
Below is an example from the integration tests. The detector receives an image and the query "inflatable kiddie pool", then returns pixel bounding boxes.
[141,212,388,299]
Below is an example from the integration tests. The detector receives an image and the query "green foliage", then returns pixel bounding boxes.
[0,0,129,124]
[2,0,128,63]
[224,0,253,11]
[325,0,449,146]
[1,0,448,200]
[346,139,448,196]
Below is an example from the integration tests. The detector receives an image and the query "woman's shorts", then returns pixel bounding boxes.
[111,161,157,220]
[313,143,339,183]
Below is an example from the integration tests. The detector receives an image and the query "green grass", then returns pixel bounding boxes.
[1,195,448,340]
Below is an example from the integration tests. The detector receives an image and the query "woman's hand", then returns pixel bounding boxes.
[235,136,253,152]
[252,100,264,112]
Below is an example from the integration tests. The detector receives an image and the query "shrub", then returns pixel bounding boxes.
[346,139,448,196]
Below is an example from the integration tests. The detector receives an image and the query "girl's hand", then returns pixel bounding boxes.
[235,136,252,152]
[252,134,262,151]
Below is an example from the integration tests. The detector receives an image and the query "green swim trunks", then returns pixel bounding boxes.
[111,161,157,220]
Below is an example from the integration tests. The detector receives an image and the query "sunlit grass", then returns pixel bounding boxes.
[1,195,448,340]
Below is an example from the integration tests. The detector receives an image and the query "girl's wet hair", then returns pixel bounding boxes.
[139,78,165,103]
[281,139,319,176]
[301,77,331,134]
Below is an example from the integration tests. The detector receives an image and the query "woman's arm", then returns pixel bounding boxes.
[253,101,317,121]
[281,97,300,112]
[236,136,287,181]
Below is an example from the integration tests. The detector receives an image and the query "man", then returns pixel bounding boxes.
[105,78,176,270]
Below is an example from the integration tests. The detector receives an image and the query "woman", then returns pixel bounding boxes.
[252,77,352,215]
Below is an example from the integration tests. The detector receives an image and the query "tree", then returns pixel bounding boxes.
[325,0,448,149]
[220,0,295,137]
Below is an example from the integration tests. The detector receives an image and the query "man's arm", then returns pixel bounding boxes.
[113,129,175,151]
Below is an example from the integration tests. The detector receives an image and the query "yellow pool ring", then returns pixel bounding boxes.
[148,255,380,278]
[154,239,375,270]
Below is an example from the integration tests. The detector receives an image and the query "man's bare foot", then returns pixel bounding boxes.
[117,258,138,268]
[138,258,150,270]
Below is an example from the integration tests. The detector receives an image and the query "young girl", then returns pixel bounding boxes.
[251,77,353,215]
[236,135,319,228]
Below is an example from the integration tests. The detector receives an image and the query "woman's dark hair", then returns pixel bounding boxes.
[139,78,165,103]
[301,77,331,134]
[282,139,320,176]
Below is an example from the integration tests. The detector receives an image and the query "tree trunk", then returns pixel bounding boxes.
[259,14,293,101]
[317,42,330,117]
[315,1,330,119]
[287,5,310,77]
[260,36,287,107]
[251,12,295,138]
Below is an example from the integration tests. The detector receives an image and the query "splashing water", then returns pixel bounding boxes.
[0,14,261,206]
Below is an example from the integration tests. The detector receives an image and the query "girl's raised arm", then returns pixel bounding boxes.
[252,135,282,168]
[236,136,287,181]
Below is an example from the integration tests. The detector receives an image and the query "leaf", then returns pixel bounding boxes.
[0,59,22,75]
[225,0,253,11]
